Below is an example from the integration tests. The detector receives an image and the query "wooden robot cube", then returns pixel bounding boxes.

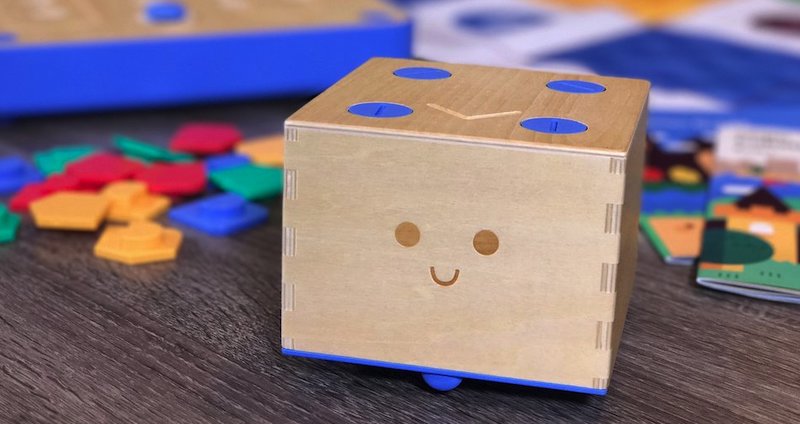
[282,58,649,394]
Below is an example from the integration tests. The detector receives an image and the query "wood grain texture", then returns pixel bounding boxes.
[281,124,639,389]
[287,58,650,156]
[0,0,405,44]
[0,101,799,423]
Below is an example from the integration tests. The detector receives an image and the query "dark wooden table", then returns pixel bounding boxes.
[1,101,798,424]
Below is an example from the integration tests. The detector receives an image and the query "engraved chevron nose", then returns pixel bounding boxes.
[426,103,521,121]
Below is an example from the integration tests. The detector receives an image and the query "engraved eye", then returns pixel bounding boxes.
[395,222,420,247]
[473,230,499,255]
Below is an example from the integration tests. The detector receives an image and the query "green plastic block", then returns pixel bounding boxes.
[113,135,194,163]
[210,164,283,200]
[0,204,21,244]
[33,145,95,175]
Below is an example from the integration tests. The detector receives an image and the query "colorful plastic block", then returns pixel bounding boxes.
[33,145,95,175]
[9,174,84,212]
[205,154,251,174]
[0,156,44,195]
[30,192,110,231]
[94,221,183,265]
[169,123,242,155]
[169,193,268,236]
[113,135,193,163]
[235,135,284,167]
[135,163,206,196]
[209,165,283,200]
[0,204,21,243]
[66,153,146,189]
[101,181,171,222]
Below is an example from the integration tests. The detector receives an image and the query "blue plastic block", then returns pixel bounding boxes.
[649,110,800,147]
[547,80,605,94]
[0,16,412,118]
[0,156,44,195]
[520,117,587,134]
[205,154,252,174]
[641,187,707,215]
[283,348,607,395]
[146,1,187,23]
[169,193,268,236]
[422,374,462,391]
[708,173,800,202]
[348,102,414,118]
[393,67,452,80]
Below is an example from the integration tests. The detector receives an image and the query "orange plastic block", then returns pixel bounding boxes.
[235,134,284,167]
[94,221,183,265]
[540,0,715,22]
[30,191,110,231]
[101,181,171,222]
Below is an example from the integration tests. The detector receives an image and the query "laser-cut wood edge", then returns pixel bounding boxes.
[282,226,296,257]
[284,169,297,200]
[283,123,631,158]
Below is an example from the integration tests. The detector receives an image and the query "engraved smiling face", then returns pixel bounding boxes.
[394,221,499,286]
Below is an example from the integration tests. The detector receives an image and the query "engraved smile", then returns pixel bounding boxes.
[429,267,460,286]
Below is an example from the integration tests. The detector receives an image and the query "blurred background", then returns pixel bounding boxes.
[1,2,800,306]
[1,1,800,422]
[2,0,800,299]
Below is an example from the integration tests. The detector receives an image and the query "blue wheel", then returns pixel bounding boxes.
[422,373,462,391]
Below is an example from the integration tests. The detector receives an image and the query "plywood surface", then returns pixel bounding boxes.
[0,102,798,423]
[288,58,650,156]
[282,127,632,388]
[0,0,405,44]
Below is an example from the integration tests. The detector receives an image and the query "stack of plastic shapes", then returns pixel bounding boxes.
[101,181,171,222]
[94,221,183,265]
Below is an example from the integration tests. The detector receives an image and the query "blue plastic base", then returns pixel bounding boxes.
[282,348,607,395]
[0,18,411,117]
[422,373,462,391]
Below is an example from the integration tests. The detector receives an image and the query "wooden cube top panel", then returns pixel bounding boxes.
[288,58,650,156]
[0,0,404,44]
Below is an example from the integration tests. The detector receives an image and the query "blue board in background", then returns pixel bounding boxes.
[537,30,800,113]
[0,3,412,118]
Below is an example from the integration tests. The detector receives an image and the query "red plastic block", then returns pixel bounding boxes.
[135,162,206,196]
[66,153,145,189]
[9,174,83,212]
[169,123,242,155]
[643,166,664,183]
[44,173,85,192]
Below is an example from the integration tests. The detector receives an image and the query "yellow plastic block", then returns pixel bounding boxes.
[30,191,110,231]
[235,134,284,167]
[94,221,183,265]
[101,181,171,222]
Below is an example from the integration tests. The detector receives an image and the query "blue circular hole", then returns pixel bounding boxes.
[393,67,452,80]
[348,102,413,118]
[546,80,606,94]
[146,1,186,22]
[520,117,588,134]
